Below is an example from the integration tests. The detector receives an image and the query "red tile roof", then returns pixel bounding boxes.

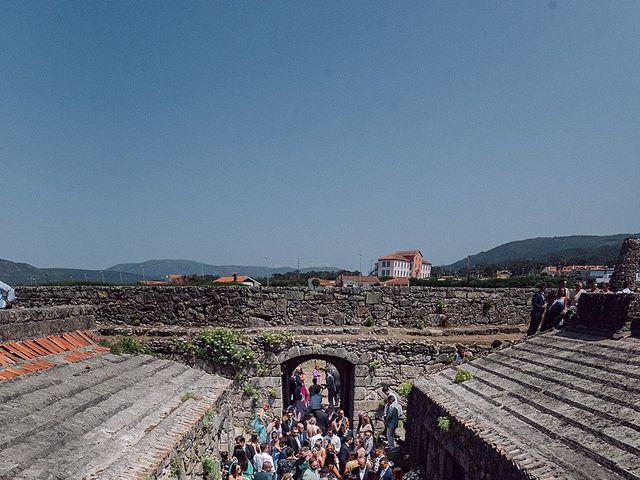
[0,330,105,381]
[381,277,410,286]
[215,275,253,283]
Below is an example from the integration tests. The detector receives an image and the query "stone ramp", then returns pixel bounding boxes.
[0,352,232,480]
[417,330,640,480]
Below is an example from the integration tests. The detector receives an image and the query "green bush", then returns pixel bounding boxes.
[437,416,450,432]
[363,315,375,327]
[398,379,413,397]
[414,319,426,330]
[202,455,222,480]
[196,328,256,367]
[369,359,381,370]
[261,331,293,349]
[454,368,473,383]
[435,299,447,314]
[109,334,148,355]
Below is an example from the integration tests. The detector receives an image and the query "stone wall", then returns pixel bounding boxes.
[154,390,234,480]
[148,333,501,436]
[17,285,532,328]
[0,305,96,341]
[405,383,527,480]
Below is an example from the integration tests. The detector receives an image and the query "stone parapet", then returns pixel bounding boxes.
[17,285,532,328]
[0,305,96,342]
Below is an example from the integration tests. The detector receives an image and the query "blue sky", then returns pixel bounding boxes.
[2,1,639,271]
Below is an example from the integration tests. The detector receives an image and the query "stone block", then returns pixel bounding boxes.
[366,292,383,305]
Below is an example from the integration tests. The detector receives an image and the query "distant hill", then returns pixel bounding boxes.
[106,259,344,279]
[448,233,639,272]
[0,259,142,285]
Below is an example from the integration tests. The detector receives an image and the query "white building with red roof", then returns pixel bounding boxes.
[373,250,431,279]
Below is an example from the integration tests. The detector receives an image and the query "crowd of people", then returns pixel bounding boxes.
[527,278,637,335]
[221,363,404,480]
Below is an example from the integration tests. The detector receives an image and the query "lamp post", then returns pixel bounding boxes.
[357,253,362,283]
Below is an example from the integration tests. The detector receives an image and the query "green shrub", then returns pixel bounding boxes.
[414,319,425,330]
[454,368,473,383]
[363,315,375,327]
[369,359,381,370]
[181,391,199,402]
[203,408,215,426]
[110,334,148,355]
[482,298,496,312]
[261,331,293,349]
[202,455,221,480]
[242,381,258,400]
[437,416,450,432]
[398,379,413,397]
[196,328,256,367]
[435,299,447,314]
[444,353,456,365]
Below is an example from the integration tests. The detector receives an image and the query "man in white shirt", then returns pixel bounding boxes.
[253,443,274,472]
[0,281,16,309]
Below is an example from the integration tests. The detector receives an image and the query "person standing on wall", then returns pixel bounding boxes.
[0,280,16,309]
[527,283,546,336]
[383,396,399,449]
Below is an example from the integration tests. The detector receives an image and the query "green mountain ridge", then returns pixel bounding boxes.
[0,259,142,285]
[448,233,639,272]
[106,259,344,279]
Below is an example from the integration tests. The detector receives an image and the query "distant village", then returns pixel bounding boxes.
[141,249,639,288]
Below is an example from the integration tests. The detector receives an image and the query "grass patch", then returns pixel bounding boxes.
[437,416,450,432]
[454,367,473,383]
[109,334,148,355]
[398,379,413,397]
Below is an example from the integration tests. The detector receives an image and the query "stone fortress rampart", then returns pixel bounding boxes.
[17,285,533,328]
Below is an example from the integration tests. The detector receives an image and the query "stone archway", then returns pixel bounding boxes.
[280,353,356,422]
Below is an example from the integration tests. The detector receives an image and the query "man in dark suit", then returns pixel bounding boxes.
[349,456,372,480]
[527,283,546,336]
[313,406,329,435]
[286,426,303,452]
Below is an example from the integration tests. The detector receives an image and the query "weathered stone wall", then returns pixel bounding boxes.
[17,285,532,328]
[405,383,528,480]
[154,390,234,480]
[610,237,640,292]
[0,305,96,341]
[147,332,501,436]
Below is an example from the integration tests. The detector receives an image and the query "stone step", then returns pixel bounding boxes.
[15,361,204,479]
[0,356,174,478]
[528,335,640,367]
[494,348,640,399]
[92,375,228,479]
[0,354,159,443]
[431,375,575,480]
[0,353,152,421]
[470,360,640,433]
[435,372,633,479]
[512,342,640,382]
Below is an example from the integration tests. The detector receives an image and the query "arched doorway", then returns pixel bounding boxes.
[281,354,356,422]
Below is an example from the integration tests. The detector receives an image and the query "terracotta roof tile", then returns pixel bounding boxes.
[0,329,104,382]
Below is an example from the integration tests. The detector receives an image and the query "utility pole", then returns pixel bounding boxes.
[100,271,105,283]
[119,268,123,284]
[467,255,471,284]
[357,254,362,283]
[265,256,269,287]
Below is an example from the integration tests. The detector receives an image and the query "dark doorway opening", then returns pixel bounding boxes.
[281,354,356,423]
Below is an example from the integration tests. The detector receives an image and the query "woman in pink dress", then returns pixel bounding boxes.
[299,371,310,406]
